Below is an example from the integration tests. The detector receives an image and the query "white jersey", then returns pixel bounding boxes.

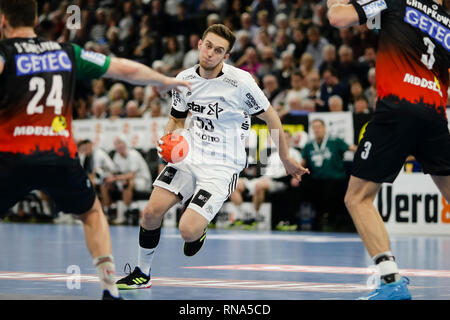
[171,63,270,170]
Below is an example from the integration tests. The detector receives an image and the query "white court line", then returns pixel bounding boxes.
[184,264,450,278]
[0,271,372,293]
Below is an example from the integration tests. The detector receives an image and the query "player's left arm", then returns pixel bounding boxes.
[71,44,190,94]
[257,106,310,181]
[105,57,191,94]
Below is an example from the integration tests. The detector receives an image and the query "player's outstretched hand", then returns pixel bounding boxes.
[156,77,191,95]
[282,157,310,182]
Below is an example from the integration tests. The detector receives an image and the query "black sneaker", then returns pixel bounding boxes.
[116,264,151,290]
[183,229,207,257]
[102,290,123,300]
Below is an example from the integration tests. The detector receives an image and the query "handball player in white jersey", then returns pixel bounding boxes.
[116,24,309,290]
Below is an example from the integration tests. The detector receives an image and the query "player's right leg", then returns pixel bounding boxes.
[345,176,411,300]
[116,186,180,290]
[116,164,195,290]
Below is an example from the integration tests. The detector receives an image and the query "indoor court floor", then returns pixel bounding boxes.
[0,222,450,300]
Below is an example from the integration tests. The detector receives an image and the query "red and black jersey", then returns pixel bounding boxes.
[351,0,450,119]
[0,37,110,164]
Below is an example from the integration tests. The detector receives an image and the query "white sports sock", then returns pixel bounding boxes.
[138,247,155,276]
[93,255,119,297]
[372,251,400,283]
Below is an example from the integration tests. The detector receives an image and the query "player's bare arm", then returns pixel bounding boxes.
[104,57,191,94]
[326,0,360,28]
[163,115,186,135]
[257,106,310,180]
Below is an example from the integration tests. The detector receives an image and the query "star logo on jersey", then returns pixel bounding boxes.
[207,102,224,119]
[188,101,223,119]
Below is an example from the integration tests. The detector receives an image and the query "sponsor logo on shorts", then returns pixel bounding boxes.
[191,189,212,208]
[158,167,177,184]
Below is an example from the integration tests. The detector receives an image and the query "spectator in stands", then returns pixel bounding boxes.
[90,8,107,43]
[336,45,367,85]
[288,70,310,101]
[105,136,152,225]
[118,1,135,42]
[364,67,377,111]
[273,29,290,58]
[230,131,302,229]
[290,0,313,28]
[255,10,277,41]
[74,97,90,120]
[319,44,338,76]
[290,26,308,62]
[162,35,184,76]
[354,25,378,60]
[301,119,357,231]
[78,139,116,221]
[133,27,158,67]
[148,0,170,37]
[239,12,258,41]
[183,34,200,69]
[347,79,364,112]
[252,0,275,20]
[305,25,329,70]
[275,0,293,16]
[282,91,314,119]
[92,97,109,119]
[320,67,349,111]
[125,100,141,118]
[229,30,252,63]
[254,29,273,53]
[274,12,290,36]
[224,0,246,30]
[109,100,125,119]
[92,78,107,100]
[257,46,277,79]
[168,3,190,39]
[353,96,371,115]
[132,86,146,108]
[328,95,344,112]
[206,13,221,27]
[305,70,326,112]
[237,46,262,76]
[108,83,128,103]
[275,50,295,90]
[299,52,316,79]
[262,74,285,109]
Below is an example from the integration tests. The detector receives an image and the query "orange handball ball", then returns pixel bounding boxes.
[159,133,189,163]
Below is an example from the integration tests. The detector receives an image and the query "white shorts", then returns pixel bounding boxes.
[153,161,240,222]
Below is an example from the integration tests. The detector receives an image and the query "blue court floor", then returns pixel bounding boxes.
[0,222,450,300]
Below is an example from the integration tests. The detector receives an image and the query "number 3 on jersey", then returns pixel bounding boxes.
[421,37,435,70]
[27,75,64,115]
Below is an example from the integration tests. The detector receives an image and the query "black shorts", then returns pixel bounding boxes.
[0,155,96,215]
[352,101,450,183]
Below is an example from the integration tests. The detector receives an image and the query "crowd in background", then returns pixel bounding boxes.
[7,0,448,231]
